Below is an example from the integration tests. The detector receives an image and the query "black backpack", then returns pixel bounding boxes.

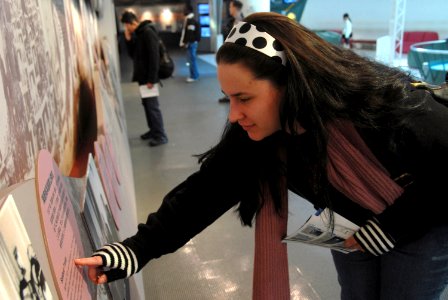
[158,38,174,80]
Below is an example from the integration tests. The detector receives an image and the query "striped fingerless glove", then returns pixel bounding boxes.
[92,242,139,283]
[353,218,396,256]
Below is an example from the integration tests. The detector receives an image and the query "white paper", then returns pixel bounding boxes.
[284,191,360,253]
[139,84,159,98]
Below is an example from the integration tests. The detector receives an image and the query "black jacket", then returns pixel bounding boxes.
[181,17,201,44]
[222,12,244,40]
[125,21,160,84]
[122,87,448,269]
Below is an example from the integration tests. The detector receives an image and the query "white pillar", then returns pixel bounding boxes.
[240,0,270,16]
[209,0,223,52]
[389,0,406,65]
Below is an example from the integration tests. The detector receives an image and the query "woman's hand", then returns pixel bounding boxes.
[344,235,364,252]
[74,256,108,284]
[350,219,396,256]
[74,243,139,283]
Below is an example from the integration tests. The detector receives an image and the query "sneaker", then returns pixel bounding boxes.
[186,77,197,83]
[149,137,168,147]
[140,131,153,140]
[218,96,229,103]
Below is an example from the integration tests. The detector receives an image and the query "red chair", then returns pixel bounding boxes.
[402,31,439,53]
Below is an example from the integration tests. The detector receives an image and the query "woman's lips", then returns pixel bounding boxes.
[240,124,254,131]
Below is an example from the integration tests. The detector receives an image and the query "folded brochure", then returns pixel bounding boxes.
[139,84,159,98]
[283,208,360,253]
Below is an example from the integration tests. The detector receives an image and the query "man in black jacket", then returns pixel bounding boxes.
[222,0,244,40]
[218,0,244,103]
[121,11,168,147]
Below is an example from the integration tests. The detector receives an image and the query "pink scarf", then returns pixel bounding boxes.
[326,120,404,214]
[253,120,403,299]
[253,185,289,300]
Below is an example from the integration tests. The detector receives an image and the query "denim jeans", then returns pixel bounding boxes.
[141,97,167,140]
[332,225,448,300]
[187,41,199,80]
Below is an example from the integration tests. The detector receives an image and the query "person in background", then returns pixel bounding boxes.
[179,5,201,83]
[218,0,244,103]
[75,12,448,299]
[342,13,353,49]
[121,11,168,147]
[222,0,244,39]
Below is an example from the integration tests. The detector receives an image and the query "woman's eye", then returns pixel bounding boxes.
[238,97,251,102]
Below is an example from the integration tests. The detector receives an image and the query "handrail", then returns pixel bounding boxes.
[410,39,448,55]
[408,39,448,84]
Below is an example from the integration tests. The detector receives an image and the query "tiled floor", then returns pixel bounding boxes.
[119,46,447,299]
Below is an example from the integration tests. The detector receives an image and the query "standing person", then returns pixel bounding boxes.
[342,13,353,49]
[218,0,244,103]
[222,0,244,39]
[75,12,448,299]
[121,11,168,147]
[179,5,201,83]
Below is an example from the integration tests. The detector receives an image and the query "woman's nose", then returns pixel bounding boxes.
[228,100,244,123]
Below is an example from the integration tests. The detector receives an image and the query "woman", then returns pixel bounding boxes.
[342,13,352,49]
[75,13,448,299]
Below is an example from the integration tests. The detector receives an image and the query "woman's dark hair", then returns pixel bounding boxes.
[200,12,425,226]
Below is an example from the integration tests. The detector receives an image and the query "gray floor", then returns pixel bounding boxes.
[119,48,447,299]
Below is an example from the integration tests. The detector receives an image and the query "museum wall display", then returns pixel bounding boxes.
[0,0,143,298]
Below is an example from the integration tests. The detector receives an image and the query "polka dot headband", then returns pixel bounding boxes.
[224,22,287,66]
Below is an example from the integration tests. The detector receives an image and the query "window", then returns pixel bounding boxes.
[197,3,210,38]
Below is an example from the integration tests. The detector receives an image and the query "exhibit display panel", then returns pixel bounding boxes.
[36,150,94,299]
[0,149,131,299]
[0,0,143,298]
[0,194,54,300]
